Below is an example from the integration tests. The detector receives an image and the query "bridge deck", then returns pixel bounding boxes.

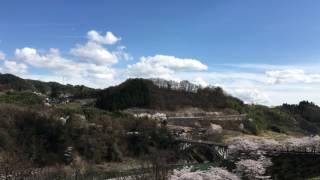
[175,139,320,155]
[264,150,320,156]
[174,138,227,148]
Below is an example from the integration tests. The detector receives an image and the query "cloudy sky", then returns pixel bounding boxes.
[1,0,320,106]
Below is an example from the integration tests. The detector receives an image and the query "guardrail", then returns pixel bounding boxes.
[167,114,247,121]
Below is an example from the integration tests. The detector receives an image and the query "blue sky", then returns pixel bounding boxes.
[1,0,320,105]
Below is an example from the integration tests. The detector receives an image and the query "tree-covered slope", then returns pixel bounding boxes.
[246,102,320,135]
[96,78,246,112]
[0,73,99,98]
[0,73,34,91]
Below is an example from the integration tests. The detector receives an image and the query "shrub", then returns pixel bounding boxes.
[0,91,43,105]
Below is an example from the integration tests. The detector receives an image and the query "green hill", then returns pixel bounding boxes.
[95,78,320,135]
[95,78,246,112]
[0,73,99,98]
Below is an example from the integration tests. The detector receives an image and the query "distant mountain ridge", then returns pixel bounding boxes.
[0,73,98,98]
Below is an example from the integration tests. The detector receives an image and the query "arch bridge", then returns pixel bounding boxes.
[174,138,229,163]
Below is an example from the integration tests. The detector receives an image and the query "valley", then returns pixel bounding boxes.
[0,73,320,179]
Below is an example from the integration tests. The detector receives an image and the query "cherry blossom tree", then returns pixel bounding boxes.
[259,138,281,151]
[228,137,260,160]
[280,136,320,152]
[170,166,239,180]
[228,137,273,179]
[236,159,271,180]
[227,136,320,180]
[307,135,320,152]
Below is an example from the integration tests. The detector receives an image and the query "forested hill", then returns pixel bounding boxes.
[95,78,245,112]
[276,101,320,134]
[280,101,320,123]
[0,73,98,98]
[94,78,320,135]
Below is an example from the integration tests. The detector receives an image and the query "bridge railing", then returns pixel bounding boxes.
[261,147,320,155]
[174,138,227,148]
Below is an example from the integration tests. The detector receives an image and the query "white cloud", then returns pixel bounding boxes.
[14,47,116,88]
[221,63,292,71]
[0,50,28,75]
[70,30,129,65]
[127,60,174,80]
[146,55,207,71]
[2,60,28,74]
[189,67,320,105]
[190,76,271,104]
[70,42,118,65]
[199,72,268,84]
[266,87,320,105]
[172,72,272,104]
[266,69,320,84]
[9,30,129,88]
[127,55,207,79]
[15,48,74,72]
[228,88,271,104]
[0,51,5,60]
[113,46,133,61]
[192,77,208,87]
[87,30,120,45]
